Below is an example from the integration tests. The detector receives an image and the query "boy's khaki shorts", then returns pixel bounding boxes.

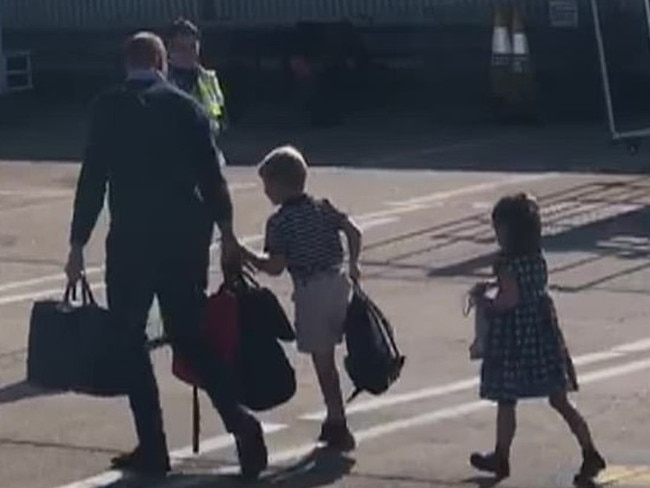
[292,270,351,354]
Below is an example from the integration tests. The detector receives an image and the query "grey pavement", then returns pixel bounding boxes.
[0,114,648,488]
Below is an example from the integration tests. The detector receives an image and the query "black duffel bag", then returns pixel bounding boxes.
[236,272,295,343]
[233,273,297,411]
[27,276,132,396]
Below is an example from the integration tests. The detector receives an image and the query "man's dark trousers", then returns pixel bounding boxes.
[105,231,244,454]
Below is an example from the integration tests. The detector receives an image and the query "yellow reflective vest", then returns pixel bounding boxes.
[194,67,225,124]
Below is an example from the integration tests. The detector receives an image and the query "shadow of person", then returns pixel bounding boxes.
[463,474,506,488]
[0,380,65,405]
[264,447,356,487]
[104,447,356,488]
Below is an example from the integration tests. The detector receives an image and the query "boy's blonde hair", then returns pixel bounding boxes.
[258,145,308,191]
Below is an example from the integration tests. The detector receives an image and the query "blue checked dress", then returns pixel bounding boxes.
[480,253,578,402]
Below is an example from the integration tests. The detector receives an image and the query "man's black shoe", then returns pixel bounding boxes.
[235,416,268,481]
[110,446,171,477]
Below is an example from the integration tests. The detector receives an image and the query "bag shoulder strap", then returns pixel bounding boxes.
[352,283,401,356]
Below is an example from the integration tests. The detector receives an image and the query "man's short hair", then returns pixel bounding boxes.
[123,31,167,69]
[168,17,201,40]
[258,145,308,191]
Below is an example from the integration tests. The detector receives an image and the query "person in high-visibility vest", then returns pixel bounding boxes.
[166,19,227,289]
[167,18,227,137]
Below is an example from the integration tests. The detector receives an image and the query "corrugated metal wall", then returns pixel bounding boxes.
[2,0,642,121]
[206,0,564,25]
[1,0,199,29]
[208,0,622,26]
[206,0,488,25]
[0,0,614,30]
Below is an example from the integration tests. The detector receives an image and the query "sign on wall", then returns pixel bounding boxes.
[549,0,579,28]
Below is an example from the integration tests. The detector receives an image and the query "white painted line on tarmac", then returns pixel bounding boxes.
[0,182,257,199]
[0,182,259,219]
[0,234,264,307]
[230,182,259,191]
[0,273,77,294]
[0,172,557,306]
[572,351,622,366]
[472,202,492,210]
[357,216,400,231]
[578,357,650,383]
[172,422,286,461]
[170,355,650,487]
[0,285,106,306]
[47,340,650,488]
[0,217,399,306]
[0,189,72,197]
[52,422,287,488]
[385,202,429,210]
[300,335,650,421]
[615,338,650,353]
[384,173,557,207]
[301,379,479,421]
[366,136,505,167]
[353,401,489,443]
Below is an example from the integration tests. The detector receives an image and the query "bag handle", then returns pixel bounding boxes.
[63,275,97,306]
[241,269,260,289]
[63,282,76,304]
[223,268,260,293]
[80,275,97,305]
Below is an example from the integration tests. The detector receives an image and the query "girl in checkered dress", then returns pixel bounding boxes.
[469,193,606,485]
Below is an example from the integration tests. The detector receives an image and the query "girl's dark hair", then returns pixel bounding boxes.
[491,192,542,255]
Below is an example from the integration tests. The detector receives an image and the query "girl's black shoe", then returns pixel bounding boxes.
[470,452,511,479]
[573,450,606,485]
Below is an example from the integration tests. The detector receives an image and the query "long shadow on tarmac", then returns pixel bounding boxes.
[360,176,650,295]
[97,447,354,488]
[0,381,122,456]
[0,379,64,405]
[0,435,120,455]
[343,472,504,488]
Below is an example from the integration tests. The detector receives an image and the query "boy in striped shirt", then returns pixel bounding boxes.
[243,145,362,451]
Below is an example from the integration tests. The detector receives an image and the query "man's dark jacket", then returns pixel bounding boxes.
[70,78,232,256]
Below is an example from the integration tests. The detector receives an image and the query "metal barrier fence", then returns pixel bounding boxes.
[590,0,650,151]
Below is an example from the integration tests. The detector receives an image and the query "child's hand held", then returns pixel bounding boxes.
[241,246,261,271]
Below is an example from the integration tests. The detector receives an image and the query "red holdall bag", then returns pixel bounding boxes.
[172,285,239,386]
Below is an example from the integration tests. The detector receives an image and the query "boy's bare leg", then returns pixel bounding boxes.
[312,349,345,423]
[311,348,356,451]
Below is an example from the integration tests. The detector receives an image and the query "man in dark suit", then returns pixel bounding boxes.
[64,31,267,480]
